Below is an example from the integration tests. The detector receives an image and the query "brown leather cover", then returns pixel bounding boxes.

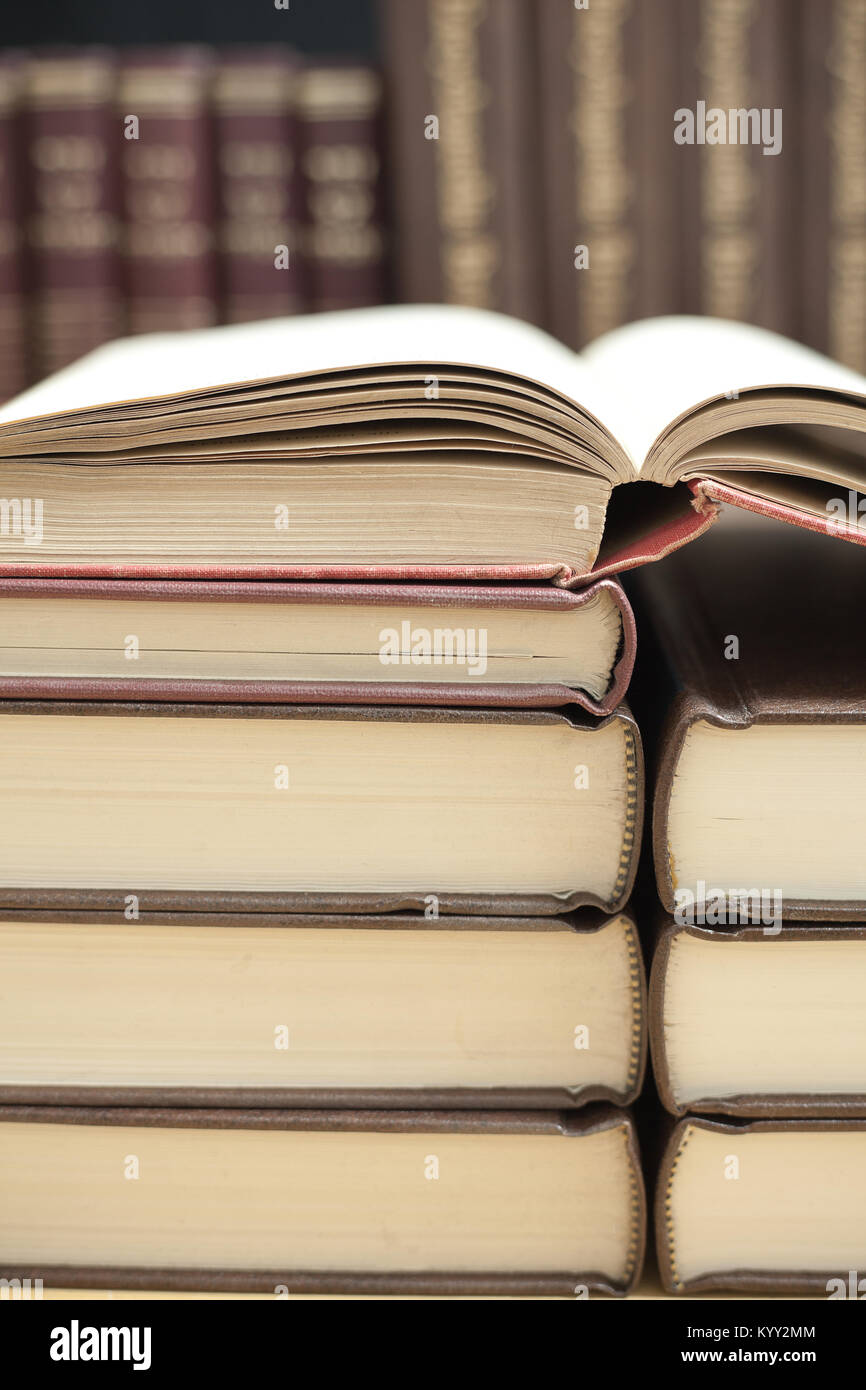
[0,699,643,916]
[0,575,636,715]
[380,0,544,324]
[119,48,218,335]
[537,0,682,348]
[656,1114,866,1294]
[0,905,646,1111]
[650,917,866,1118]
[633,512,866,918]
[0,1101,645,1297]
[23,48,122,377]
[297,62,386,312]
[213,48,304,323]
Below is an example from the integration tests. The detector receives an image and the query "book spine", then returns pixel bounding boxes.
[0,55,27,398]
[119,48,218,335]
[536,0,647,348]
[802,0,866,372]
[213,48,305,323]
[23,49,122,379]
[677,0,799,336]
[296,62,386,311]
[380,0,544,321]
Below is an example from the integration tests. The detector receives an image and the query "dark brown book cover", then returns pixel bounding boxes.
[650,917,866,1118]
[0,905,646,1110]
[676,0,799,337]
[0,575,636,715]
[631,512,866,919]
[379,0,544,323]
[0,700,643,917]
[0,54,26,401]
[296,62,386,312]
[118,47,217,335]
[801,0,865,374]
[213,47,304,323]
[0,1102,645,1297]
[656,1114,866,1294]
[23,48,122,379]
[537,0,682,349]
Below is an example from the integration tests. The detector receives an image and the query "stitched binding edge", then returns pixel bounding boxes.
[611,724,639,906]
[664,1123,694,1291]
[622,1121,643,1289]
[622,917,643,1095]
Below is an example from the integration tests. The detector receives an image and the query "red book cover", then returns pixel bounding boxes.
[22,47,122,379]
[118,47,218,335]
[213,47,305,323]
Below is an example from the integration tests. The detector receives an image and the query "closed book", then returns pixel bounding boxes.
[0,1103,645,1296]
[632,510,866,920]
[537,0,682,349]
[0,906,645,1109]
[22,47,122,379]
[650,918,866,1118]
[0,701,643,915]
[296,62,385,312]
[676,0,800,339]
[658,1115,866,1294]
[0,575,636,715]
[380,0,544,323]
[801,0,866,375]
[0,54,27,401]
[118,47,218,335]
[213,47,304,323]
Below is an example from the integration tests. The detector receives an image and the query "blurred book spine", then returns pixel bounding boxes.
[213,48,305,323]
[380,0,543,322]
[0,53,27,401]
[22,48,122,378]
[118,48,218,335]
[296,62,387,312]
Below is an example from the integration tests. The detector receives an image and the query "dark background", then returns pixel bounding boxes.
[0,0,378,53]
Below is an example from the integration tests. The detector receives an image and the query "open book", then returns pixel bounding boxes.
[0,306,864,581]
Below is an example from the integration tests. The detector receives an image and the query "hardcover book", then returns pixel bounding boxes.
[0,306,864,581]
[632,510,866,919]
[0,1103,645,1297]
[0,907,645,1109]
[650,919,866,1118]
[0,701,642,914]
[658,1115,866,1294]
[0,575,635,715]
[118,48,218,336]
[22,48,122,378]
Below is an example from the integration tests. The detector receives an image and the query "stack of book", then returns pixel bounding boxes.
[0,46,386,398]
[0,301,864,1298]
[633,512,866,1297]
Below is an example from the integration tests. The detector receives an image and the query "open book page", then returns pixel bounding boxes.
[0,304,620,444]
[582,316,866,470]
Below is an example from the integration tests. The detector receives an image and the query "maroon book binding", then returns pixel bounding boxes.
[23,48,122,379]
[296,62,387,311]
[0,575,636,715]
[119,47,218,335]
[0,55,26,401]
[213,47,305,323]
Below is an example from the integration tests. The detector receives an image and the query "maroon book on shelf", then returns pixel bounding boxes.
[118,47,218,335]
[22,47,122,379]
[296,62,387,311]
[213,47,305,323]
[0,54,27,400]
